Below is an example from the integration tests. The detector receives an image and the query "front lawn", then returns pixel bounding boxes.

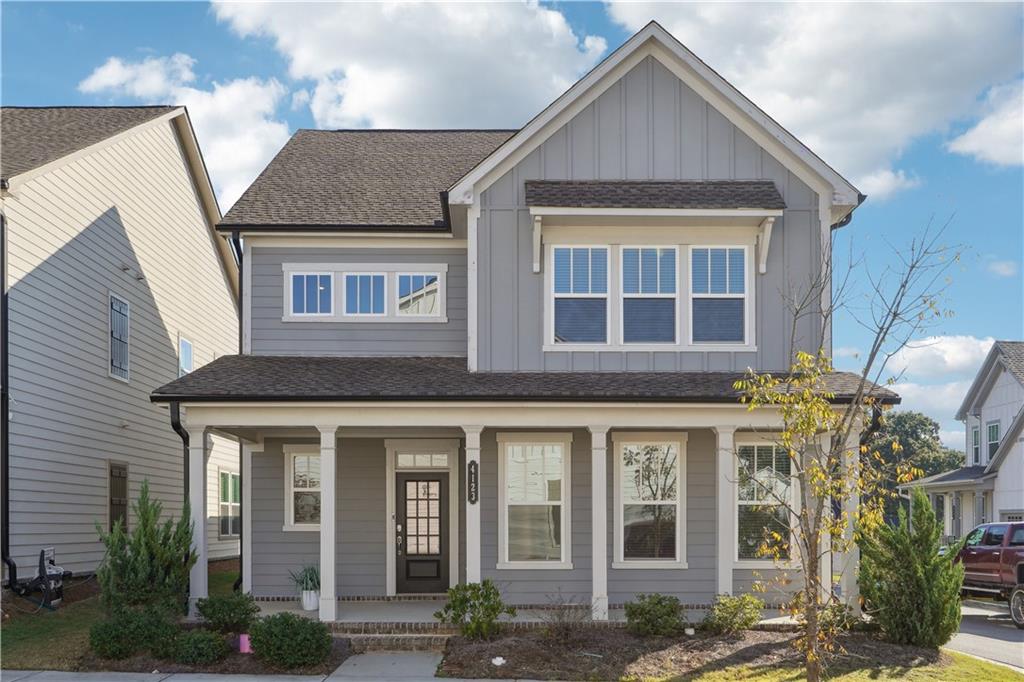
[437,629,1024,681]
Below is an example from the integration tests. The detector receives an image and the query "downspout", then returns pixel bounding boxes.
[170,401,189,495]
[230,230,243,592]
[1,208,19,589]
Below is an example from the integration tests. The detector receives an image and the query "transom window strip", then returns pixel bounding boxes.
[505,443,564,562]
[621,442,678,560]
[553,246,608,344]
[345,273,386,315]
[397,453,449,468]
[622,247,677,344]
[290,453,321,525]
[691,247,746,344]
[291,273,333,315]
[736,444,791,561]
[397,273,440,316]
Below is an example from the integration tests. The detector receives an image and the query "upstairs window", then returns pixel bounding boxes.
[552,246,608,343]
[691,247,746,344]
[291,273,332,316]
[972,426,980,465]
[622,247,677,343]
[109,293,130,381]
[737,444,791,561]
[179,337,193,377]
[397,273,440,317]
[987,421,1000,459]
[345,274,386,316]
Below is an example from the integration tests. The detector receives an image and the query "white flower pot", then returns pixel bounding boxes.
[301,589,319,611]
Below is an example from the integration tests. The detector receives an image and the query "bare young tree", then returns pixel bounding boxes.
[734,220,961,682]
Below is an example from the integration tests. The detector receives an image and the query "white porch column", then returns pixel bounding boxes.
[588,426,610,621]
[714,426,736,596]
[962,492,975,532]
[818,433,833,602]
[943,493,953,540]
[187,429,210,616]
[463,426,483,583]
[838,427,861,614]
[317,426,338,621]
[241,442,258,594]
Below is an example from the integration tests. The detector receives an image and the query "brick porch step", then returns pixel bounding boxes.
[330,621,459,635]
[345,633,451,652]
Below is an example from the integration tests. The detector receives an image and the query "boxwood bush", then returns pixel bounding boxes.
[89,608,180,660]
[250,613,332,669]
[89,616,140,660]
[702,593,764,634]
[624,594,685,636]
[196,592,260,634]
[434,579,516,639]
[173,629,228,665]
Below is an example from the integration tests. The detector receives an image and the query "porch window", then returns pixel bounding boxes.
[987,421,1000,459]
[736,444,791,561]
[290,273,333,316]
[552,246,608,343]
[219,470,240,538]
[972,426,980,465]
[396,273,441,317]
[690,247,746,343]
[497,434,572,567]
[344,274,385,316]
[285,450,321,529]
[613,435,686,567]
[621,247,677,343]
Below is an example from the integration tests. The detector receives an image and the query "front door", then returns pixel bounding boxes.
[396,473,449,593]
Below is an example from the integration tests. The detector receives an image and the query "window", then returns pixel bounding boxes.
[179,337,193,377]
[964,527,984,546]
[614,434,686,567]
[219,470,240,537]
[345,274,385,316]
[691,247,746,343]
[396,453,449,468]
[290,273,332,316]
[1010,526,1024,545]
[982,524,1008,547]
[621,247,677,343]
[109,293,130,381]
[987,421,1000,459]
[397,274,440,317]
[108,462,128,532]
[972,426,980,465]
[552,246,608,343]
[285,449,321,529]
[498,434,571,567]
[736,444,791,561]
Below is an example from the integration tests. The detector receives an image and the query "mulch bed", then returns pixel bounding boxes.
[78,637,351,675]
[437,628,946,680]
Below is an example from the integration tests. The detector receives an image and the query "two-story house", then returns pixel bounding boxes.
[913,341,1024,538]
[151,22,898,621]
[1,106,241,586]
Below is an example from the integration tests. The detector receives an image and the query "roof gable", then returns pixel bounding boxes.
[448,22,861,223]
[956,340,1024,420]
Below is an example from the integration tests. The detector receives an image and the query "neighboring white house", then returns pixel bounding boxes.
[913,340,1024,537]
[1,106,241,582]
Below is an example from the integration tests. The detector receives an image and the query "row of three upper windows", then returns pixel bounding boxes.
[552,246,748,346]
[289,271,442,319]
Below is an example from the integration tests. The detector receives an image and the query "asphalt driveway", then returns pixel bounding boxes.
[946,600,1024,670]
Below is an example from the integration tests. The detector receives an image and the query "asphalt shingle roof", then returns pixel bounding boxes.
[995,340,1024,385]
[913,465,990,487]
[1,106,176,182]
[151,355,900,404]
[524,180,786,210]
[220,129,516,229]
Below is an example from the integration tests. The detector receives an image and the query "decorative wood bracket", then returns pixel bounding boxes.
[757,217,776,274]
[532,215,543,273]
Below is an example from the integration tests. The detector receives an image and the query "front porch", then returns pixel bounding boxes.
[179,400,864,623]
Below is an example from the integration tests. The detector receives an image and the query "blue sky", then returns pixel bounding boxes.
[3,2,1022,447]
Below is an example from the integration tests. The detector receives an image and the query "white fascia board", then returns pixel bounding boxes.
[955,347,1003,421]
[529,207,783,218]
[448,22,859,210]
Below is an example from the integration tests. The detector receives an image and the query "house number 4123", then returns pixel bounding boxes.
[467,460,479,505]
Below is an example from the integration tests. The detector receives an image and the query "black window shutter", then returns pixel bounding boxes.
[109,463,128,532]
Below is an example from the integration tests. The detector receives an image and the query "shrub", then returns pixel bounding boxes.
[434,580,516,639]
[702,594,763,634]
[624,594,685,636]
[250,613,332,669]
[174,629,228,666]
[289,565,320,592]
[95,480,196,615]
[89,616,140,660]
[89,608,182,660]
[819,601,857,635]
[197,592,260,634]
[860,487,963,647]
[540,591,590,642]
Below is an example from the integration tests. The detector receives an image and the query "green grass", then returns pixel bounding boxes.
[208,569,239,596]
[666,651,1023,682]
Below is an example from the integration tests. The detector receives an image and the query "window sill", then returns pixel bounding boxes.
[282,315,448,324]
[496,561,574,570]
[542,343,757,353]
[282,524,320,532]
[612,560,687,570]
[733,560,792,569]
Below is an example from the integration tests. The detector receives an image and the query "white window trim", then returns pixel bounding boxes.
[281,263,448,323]
[218,468,240,539]
[178,335,194,377]
[971,425,981,466]
[496,432,574,570]
[733,436,798,568]
[285,271,335,319]
[283,444,321,532]
[612,432,688,569]
[395,272,445,319]
[688,245,753,347]
[108,291,130,383]
[619,246,679,345]
[547,245,610,348]
[986,420,1000,462]
[343,272,388,318]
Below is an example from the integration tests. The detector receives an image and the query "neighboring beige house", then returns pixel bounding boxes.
[1,106,240,583]
[913,340,1024,538]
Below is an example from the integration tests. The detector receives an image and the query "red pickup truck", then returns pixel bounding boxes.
[955,522,1024,628]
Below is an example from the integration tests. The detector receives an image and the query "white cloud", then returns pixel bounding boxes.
[79,54,290,208]
[606,3,1023,199]
[939,429,965,451]
[888,335,995,380]
[834,346,862,360]
[857,169,922,202]
[212,2,606,129]
[892,379,973,423]
[986,258,1019,278]
[947,81,1024,166]
[290,89,310,112]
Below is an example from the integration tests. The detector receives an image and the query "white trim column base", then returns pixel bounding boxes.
[714,426,736,596]
[318,426,338,622]
[589,426,609,621]
[187,429,211,616]
[463,426,483,584]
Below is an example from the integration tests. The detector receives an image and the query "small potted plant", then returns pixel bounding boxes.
[290,565,320,611]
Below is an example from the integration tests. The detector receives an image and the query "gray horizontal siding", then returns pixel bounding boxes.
[478,55,822,372]
[249,247,467,356]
